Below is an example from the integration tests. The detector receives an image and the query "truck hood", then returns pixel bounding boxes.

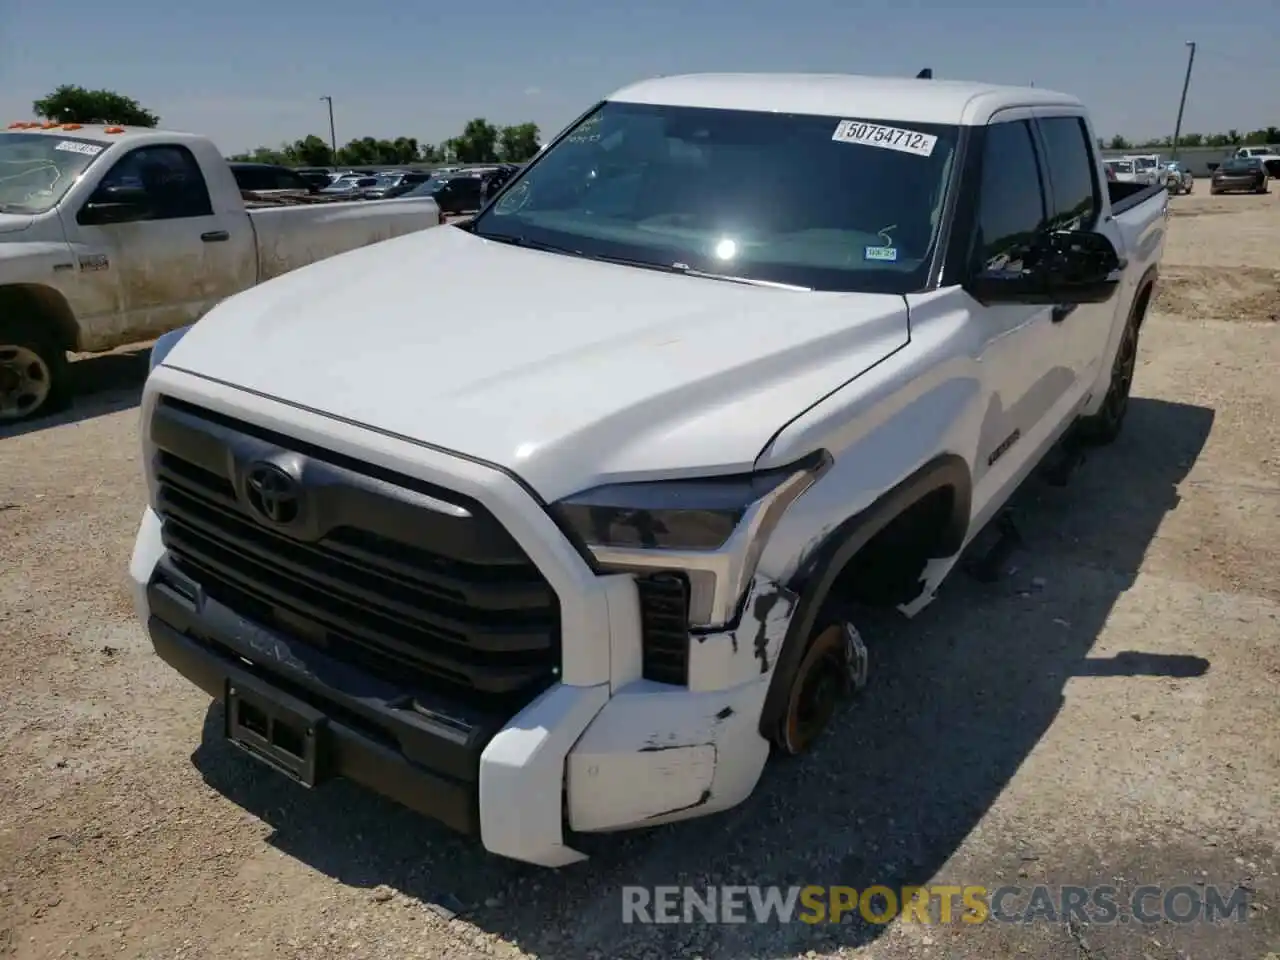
[164,225,910,501]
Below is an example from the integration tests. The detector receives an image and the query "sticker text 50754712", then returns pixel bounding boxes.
[832,121,937,158]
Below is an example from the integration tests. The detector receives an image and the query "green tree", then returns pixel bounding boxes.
[32,85,159,126]
[1178,132,1204,147]
[498,123,541,161]
[285,135,334,166]
[449,118,499,163]
[1108,134,1131,150]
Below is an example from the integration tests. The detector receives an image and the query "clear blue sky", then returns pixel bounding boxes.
[2,0,1276,154]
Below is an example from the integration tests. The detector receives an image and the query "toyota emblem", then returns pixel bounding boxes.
[245,462,302,524]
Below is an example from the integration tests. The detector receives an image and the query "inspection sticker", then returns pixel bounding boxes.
[832,121,937,157]
[864,245,899,262]
[54,140,103,156]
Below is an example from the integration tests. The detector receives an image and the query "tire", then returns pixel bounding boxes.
[0,316,71,424]
[1076,295,1144,446]
[769,618,868,756]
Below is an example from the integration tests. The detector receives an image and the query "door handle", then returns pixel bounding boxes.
[1052,304,1076,323]
[201,230,230,243]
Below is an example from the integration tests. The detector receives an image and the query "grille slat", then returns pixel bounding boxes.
[637,574,690,685]
[151,397,560,701]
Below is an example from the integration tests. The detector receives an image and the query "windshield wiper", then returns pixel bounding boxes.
[475,232,586,258]
[590,253,812,290]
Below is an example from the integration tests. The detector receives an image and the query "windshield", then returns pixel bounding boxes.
[471,101,960,293]
[1223,158,1261,172]
[0,133,108,213]
[1109,161,1134,174]
[1133,157,1157,170]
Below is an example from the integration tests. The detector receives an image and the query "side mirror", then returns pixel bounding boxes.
[1043,229,1124,304]
[964,230,1123,307]
[79,183,152,225]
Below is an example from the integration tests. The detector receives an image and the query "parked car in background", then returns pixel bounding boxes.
[1231,145,1280,178]
[294,168,335,190]
[319,175,379,197]
[363,170,435,199]
[131,73,1169,866]
[401,171,485,213]
[1106,158,1139,183]
[1162,160,1193,194]
[0,122,443,420]
[1210,156,1269,194]
[229,162,319,199]
[1123,154,1162,185]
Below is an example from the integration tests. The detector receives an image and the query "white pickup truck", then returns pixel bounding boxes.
[130,73,1169,867]
[0,123,442,421]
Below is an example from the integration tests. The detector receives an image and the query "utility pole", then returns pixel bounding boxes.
[1171,41,1196,160]
[319,96,337,164]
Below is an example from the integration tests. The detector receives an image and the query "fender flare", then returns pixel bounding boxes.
[0,283,81,351]
[758,453,972,738]
[1132,265,1158,330]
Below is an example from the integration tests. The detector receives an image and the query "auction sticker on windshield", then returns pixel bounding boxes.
[832,121,936,157]
[54,141,103,156]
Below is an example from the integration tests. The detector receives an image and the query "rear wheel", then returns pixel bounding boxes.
[0,317,70,424]
[1076,298,1143,446]
[770,619,868,756]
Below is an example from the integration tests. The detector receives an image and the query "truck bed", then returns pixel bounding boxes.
[245,196,440,283]
[1107,180,1166,217]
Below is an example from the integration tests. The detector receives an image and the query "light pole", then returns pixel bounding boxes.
[319,96,337,164]
[1171,41,1196,160]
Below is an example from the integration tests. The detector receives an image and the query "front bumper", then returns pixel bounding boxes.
[132,498,788,866]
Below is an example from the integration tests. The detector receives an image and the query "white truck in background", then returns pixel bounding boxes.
[131,73,1169,867]
[0,123,443,422]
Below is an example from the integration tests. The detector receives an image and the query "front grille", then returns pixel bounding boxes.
[150,396,559,706]
[636,573,690,685]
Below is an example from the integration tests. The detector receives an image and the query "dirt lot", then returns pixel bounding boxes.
[2,187,1278,960]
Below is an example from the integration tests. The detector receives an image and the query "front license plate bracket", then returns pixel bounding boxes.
[225,673,327,787]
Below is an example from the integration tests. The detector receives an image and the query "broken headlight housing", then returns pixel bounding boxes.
[551,451,831,627]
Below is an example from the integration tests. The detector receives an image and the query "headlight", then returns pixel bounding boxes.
[552,451,831,626]
[149,325,193,373]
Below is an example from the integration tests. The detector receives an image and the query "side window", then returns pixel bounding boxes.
[232,167,268,191]
[274,170,307,190]
[97,145,213,220]
[1036,116,1100,231]
[973,120,1048,274]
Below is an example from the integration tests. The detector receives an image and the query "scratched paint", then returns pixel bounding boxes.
[687,574,798,693]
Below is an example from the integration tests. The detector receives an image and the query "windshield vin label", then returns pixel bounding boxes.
[832,121,937,157]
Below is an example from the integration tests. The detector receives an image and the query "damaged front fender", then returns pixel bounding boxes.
[565,575,797,833]
[688,574,799,693]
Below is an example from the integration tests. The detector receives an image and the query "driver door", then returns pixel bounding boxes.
[61,144,245,345]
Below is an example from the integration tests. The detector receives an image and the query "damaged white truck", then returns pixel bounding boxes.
[129,73,1168,866]
[0,123,442,422]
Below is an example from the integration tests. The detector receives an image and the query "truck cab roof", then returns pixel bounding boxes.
[607,73,1081,127]
[3,122,211,149]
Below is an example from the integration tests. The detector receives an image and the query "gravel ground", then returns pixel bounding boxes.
[1,187,1278,960]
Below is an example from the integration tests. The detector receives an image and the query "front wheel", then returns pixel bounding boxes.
[770,619,868,756]
[0,317,71,424]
